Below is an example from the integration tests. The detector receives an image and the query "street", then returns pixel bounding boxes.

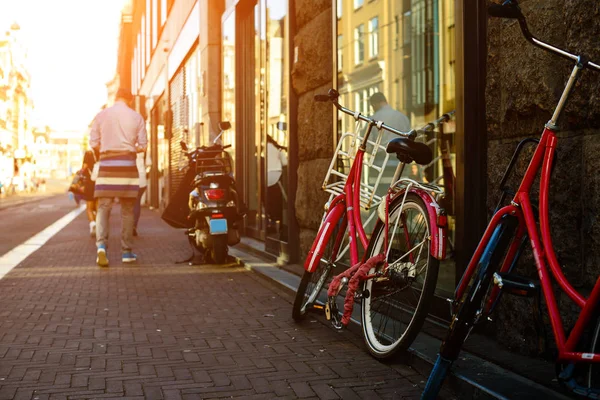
[0,196,450,400]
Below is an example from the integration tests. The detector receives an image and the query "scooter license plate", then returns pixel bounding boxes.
[209,218,228,235]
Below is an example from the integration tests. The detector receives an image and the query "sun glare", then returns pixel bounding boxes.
[0,0,126,132]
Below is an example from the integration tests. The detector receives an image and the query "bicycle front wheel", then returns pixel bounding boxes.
[292,216,346,322]
[361,193,440,359]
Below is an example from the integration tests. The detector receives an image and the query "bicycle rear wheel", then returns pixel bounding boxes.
[361,193,439,360]
[422,216,518,399]
[292,216,346,322]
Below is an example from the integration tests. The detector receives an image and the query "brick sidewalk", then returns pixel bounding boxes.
[0,206,452,399]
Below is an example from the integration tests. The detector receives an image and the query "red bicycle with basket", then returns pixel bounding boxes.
[292,89,454,359]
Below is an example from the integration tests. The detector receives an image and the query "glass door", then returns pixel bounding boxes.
[263,0,289,255]
[234,1,263,239]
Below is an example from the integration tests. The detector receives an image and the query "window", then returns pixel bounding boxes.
[335,0,457,296]
[141,14,146,70]
[145,1,151,64]
[152,0,158,49]
[337,35,343,71]
[354,24,364,65]
[161,0,168,26]
[368,17,379,58]
[403,11,412,45]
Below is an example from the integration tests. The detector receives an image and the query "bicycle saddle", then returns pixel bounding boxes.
[386,137,433,165]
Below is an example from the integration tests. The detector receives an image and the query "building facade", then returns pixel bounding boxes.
[115,0,600,380]
[0,22,34,176]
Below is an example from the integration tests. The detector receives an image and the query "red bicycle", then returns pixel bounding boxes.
[292,89,453,359]
[422,1,600,398]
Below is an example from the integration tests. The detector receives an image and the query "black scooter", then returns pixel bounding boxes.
[162,121,241,264]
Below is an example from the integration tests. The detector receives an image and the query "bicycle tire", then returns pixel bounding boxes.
[361,193,440,359]
[422,216,517,399]
[292,217,345,322]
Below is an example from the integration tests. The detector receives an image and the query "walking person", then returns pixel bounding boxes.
[90,88,148,267]
[133,151,149,236]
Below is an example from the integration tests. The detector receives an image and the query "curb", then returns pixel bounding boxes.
[229,245,573,400]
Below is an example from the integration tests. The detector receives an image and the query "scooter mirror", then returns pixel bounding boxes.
[180,141,188,151]
[218,121,231,131]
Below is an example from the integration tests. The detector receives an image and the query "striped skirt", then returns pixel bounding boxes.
[94,153,139,198]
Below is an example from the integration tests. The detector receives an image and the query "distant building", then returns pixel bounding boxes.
[31,126,85,179]
[0,22,33,156]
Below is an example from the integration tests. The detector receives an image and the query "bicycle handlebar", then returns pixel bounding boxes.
[315,89,455,140]
[489,1,600,72]
[417,110,456,134]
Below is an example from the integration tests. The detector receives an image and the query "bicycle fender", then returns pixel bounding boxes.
[304,201,346,273]
[413,189,447,260]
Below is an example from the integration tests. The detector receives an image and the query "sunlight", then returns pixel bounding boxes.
[0,0,126,132]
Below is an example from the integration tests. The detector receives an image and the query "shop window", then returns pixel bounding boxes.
[221,11,236,159]
[336,0,457,295]
[337,0,343,19]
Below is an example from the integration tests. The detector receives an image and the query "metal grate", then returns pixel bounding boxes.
[168,67,187,200]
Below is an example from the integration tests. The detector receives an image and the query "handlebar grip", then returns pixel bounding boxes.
[488,2,523,19]
[314,94,330,102]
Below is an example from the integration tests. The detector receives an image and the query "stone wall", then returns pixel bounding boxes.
[291,1,333,258]
[485,0,600,355]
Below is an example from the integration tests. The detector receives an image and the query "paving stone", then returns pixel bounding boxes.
[0,205,440,399]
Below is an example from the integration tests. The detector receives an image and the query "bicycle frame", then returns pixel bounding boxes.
[304,123,447,274]
[455,62,600,364]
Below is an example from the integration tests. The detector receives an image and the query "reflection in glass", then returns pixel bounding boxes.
[221,12,236,161]
[264,0,288,242]
[337,0,456,294]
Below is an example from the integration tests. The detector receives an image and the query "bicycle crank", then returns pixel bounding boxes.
[325,296,344,330]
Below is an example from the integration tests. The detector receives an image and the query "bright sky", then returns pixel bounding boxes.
[0,0,126,133]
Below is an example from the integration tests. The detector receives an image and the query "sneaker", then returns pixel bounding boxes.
[122,252,137,263]
[96,245,109,267]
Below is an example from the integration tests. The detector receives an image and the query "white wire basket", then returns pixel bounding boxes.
[322,121,393,211]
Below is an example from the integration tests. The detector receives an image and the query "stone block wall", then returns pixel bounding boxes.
[291,1,333,259]
[485,0,600,354]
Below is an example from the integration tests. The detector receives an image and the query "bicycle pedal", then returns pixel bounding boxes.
[325,302,331,320]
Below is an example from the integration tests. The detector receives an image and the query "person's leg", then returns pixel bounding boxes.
[96,197,112,247]
[120,197,136,261]
[86,201,95,221]
[86,200,96,236]
[133,187,146,231]
[95,197,112,266]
